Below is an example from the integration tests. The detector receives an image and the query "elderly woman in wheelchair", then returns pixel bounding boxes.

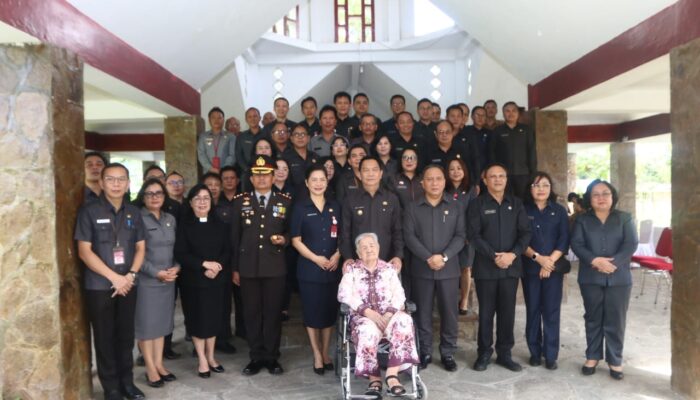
[338,233,420,398]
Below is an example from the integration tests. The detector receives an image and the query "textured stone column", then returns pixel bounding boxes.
[164,116,204,190]
[670,36,700,399]
[610,142,636,217]
[532,110,568,202]
[0,45,91,399]
[567,153,577,195]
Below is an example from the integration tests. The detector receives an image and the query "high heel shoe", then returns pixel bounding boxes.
[609,367,624,380]
[159,372,177,382]
[581,361,599,376]
[144,373,164,388]
[209,363,225,373]
[198,369,211,379]
[323,362,334,371]
[313,364,325,375]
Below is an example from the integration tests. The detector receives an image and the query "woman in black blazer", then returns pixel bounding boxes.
[175,184,229,378]
[571,179,638,380]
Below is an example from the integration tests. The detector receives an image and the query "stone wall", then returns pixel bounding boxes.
[0,44,91,399]
[532,110,568,203]
[670,36,700,400]
[610,142,636,218]
[164,116,204,192]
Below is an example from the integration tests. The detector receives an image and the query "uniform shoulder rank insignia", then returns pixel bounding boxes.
[234,193,245,199]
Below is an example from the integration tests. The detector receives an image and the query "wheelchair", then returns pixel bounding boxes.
[335,301,427,399]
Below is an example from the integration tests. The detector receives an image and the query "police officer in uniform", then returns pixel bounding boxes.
[231,155,292,376]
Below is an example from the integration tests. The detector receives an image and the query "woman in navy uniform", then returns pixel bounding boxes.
[446,157,479,316]
[290,165,342,375]
[521,172,569,370]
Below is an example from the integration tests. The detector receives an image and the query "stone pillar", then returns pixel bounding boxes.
[0,45,91,399]
[532,110,568,202]
[609,142,636,218]
[164,116,204,191]
[567,153,577,195]
[670,36,700,399]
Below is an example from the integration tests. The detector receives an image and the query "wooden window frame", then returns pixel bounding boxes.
[273,5,300,38]
[335,0,375,43]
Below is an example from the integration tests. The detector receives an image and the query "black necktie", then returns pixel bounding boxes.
[259,195,266,209]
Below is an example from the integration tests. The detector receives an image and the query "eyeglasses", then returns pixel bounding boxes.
[332,143,348,148]
[436,130,451,135]
[402,155,417,161]
[592,192,612,198]
[531,183,551,189]
[272,129,288,135]
[193,196,211,203]
[291,131,307,137]
[103,176,128,184]
[144,191,165,198]
[167,180,184,186]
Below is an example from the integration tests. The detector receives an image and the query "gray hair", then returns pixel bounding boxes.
[354,232,379,249]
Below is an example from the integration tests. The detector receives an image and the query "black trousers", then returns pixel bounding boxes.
[475,277,518,358]
[218,278,234,342]
[507,174,530,200]
[411,276,460,358]
[85,289,137,393]
[233,284,246,338]
[400,251,413,302]
[522,272,563,361]
[579,284,631,366]
[240,276,286,361]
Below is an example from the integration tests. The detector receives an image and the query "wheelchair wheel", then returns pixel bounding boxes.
[416,375,427,399]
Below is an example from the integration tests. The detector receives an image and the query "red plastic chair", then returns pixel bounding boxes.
[632,228,672,307]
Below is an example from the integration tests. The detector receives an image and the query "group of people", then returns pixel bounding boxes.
[77,93,638,400]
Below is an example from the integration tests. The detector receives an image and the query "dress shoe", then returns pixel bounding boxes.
[104,389,123,400]
[323,362,334,371]
[441,355,458,372]
[160,372,177,382]
[458,308,468,316]
[198,370,211,379]
[163,348,181,360]
[144,373,164,388]
[581,362,598,376]
[215,341,237,354]
[545,360,558,370]
[120,384,145,400]
[529,356,542,367]
[473,354,491,371]
[313,365,325,375]
[419,354,432,370]
[136,355,145,367]
[609,368,624,380]
[243,360,264,376]
[267,360,284,375]
[495,357,522,372]
[210,363,225,373]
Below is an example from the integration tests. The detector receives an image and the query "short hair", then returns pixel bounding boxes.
[359,155,383,171]
[291,123,310,135]
[305,164,328,180]
[567,192,581,203]
[134,178,168,209]
[185,184,214,217]
[332,135,350,148]
[101,162,129,179]
[201,172,222,183]
[319,105,338,120]
[220,165,240,177]
[524,171,558,204]
[457,102,469,109]
[582,179,619,210]
[245,107,260,115]
[446,104,464,116]
[482,162,508,177]
[353,92,369,102]
[354,232,379,249]
[390,94,406,104]
[423,163,446,181]
[166,170,183,180]
[432,102,441,108]
[471,106,485,115]
[483,99,497,107]
[396,111,414,121]
[274,97,289,106]
[349,143,368,156]
[417,98,432,107]
[360,113,379,125]
[143,164,165,180]
[502,101,519,111]
[84,151,107,165]
[208,106,224,118]
[333,91,351,103]
[301,96,317,108]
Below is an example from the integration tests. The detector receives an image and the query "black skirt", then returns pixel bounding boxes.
[180,284,224,338]
[299,281,339,329]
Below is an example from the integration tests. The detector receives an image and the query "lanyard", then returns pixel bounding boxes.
[110,210,127,247]
[212,134,221,155]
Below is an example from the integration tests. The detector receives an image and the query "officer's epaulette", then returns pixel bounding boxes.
[277,192,291,200]
[233,193,246,199]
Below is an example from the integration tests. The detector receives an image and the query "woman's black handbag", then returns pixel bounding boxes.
[554,257,572,274]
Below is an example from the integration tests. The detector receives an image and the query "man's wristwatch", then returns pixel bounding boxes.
[442,254,449,263]
[128,270,138,279]
[531,252,539,260]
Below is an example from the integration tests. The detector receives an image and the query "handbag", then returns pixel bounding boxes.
[554,257,571,274]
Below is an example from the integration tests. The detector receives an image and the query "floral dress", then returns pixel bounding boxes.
[338,260,419,377]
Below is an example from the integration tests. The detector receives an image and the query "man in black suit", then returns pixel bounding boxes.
[231,155,292,376]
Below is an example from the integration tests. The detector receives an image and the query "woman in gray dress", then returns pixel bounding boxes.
[134,178,179,387]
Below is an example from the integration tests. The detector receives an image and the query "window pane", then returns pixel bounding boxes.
[338,7,346,25]
[288,7,297,20]
[364,6,372,24]
[273,20,284,34]
[337,27,347,43]
[364,0,372,5]
[288,23,297,38]
[349,0,362,15]
[338,0,346,4]
[348,17,362,43]
[364,26,373,42]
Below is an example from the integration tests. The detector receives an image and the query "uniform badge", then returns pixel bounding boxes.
[243,200,250,206]
[508,206,512,210]
[206,137,213,146]
[357,209,363,216]
[399,181,404,185]
[166,222,171,227]
[382,201,388,206]
[245,219,251,225]
[329,208,333,213]
[444,210,449,215]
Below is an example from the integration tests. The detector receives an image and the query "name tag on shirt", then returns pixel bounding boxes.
[96,219,111,224]
[484,209,496,215]
[113,246,125,265]
[307,213,318,216]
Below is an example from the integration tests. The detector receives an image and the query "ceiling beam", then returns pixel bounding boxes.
[529,0,700,109]
[255,48,459,65]
[0,0,200,115]
[85,131,164,152]
[567,113,670,143]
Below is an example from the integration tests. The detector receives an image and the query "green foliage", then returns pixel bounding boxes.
[576,147,610,181]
